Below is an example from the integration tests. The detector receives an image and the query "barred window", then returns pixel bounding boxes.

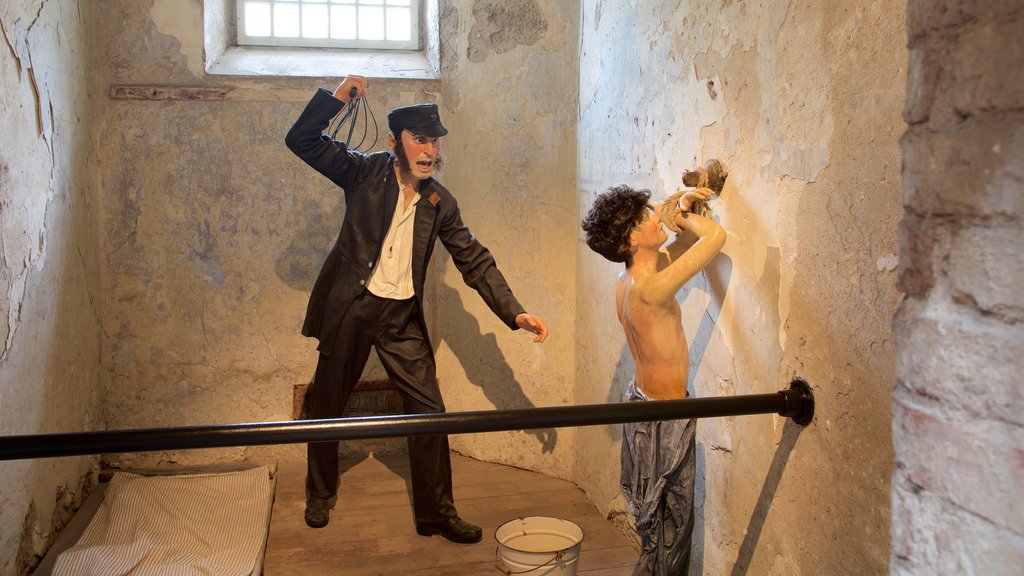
[237,0,419,50]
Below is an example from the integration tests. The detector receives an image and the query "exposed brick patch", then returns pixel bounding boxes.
[901,119,1024,219]
[292,379,403,420]
[894,303,1024,425]
[950,16,1024,115]
[948,225,1024,320]
[16,501,41,575]
[891,476,1024,574]
[109,85,231,101]
[897,0,1024,571]
[466,0,548,63]
[896,212,940,298]
[892,397,1024,533]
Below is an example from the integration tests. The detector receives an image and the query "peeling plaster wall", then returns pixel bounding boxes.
[577,1,905,573]
[434,0,578,478]
[92,0,578,481]
[0,1,103,574]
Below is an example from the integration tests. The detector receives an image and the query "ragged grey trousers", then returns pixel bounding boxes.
[621,380,697,576]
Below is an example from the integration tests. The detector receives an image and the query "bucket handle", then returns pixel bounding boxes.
[494,548,565,575]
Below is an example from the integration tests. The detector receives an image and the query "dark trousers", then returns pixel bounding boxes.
[305,291,456,523]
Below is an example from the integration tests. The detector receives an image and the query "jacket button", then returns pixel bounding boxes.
[368,261,373,268]
[359,279,366,286]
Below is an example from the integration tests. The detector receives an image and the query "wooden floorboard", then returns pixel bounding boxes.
[262,453,639,575]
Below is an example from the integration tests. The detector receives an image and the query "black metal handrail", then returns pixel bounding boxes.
[0,379,813,461]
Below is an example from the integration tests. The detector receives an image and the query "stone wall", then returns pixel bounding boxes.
[0,1,104,574]
[575,1,906,573]
[893,1,1024,573]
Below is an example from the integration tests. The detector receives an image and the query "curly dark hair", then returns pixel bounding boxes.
[581,185,652,268]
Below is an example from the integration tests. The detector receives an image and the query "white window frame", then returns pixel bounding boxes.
[236,0,420,51]
[204,0,440,80]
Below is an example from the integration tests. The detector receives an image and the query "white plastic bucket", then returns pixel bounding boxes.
[494,516,584,576]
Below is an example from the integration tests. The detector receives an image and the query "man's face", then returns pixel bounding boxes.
[393,130,441,181]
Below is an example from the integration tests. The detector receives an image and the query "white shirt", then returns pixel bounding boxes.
[367,183,419,300]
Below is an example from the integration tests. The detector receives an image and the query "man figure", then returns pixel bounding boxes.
[581,182,725,574]
[285,74,548,544]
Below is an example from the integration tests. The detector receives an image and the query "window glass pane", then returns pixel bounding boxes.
[358,6,384,40]
[302,4,329,38]
[239,0,418,48]
[330,5,357,39]
[244,2,272,36]
[273,3,301,37]
[385,7,410,41]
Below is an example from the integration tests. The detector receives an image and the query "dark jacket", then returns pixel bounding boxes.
[285,88,525,355]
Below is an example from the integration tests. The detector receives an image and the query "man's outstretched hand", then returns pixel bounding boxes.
[516,313,549,343]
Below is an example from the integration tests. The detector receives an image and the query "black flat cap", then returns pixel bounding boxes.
[387,103,448,138]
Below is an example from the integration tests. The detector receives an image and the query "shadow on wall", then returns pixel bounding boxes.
[270,186,556,456]
[684,252,733,394]
[435,259,557,454]
[686,253,731,576]
[274,194,345,292]
[729,418,806,576]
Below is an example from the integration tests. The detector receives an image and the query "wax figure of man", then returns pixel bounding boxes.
[285,74,548,544]
[582,183,725,575]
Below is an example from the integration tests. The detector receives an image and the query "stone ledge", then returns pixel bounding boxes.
[207,46,440,80]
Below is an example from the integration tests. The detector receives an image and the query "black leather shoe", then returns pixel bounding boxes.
[304,497,331,528]
[416,516,483,544]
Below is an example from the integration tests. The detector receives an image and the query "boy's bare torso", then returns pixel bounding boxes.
[616,270,690,400]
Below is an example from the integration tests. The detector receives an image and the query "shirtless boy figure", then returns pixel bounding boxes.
[582,181,726,575]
